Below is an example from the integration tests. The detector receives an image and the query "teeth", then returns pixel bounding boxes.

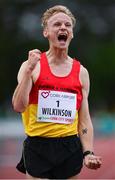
[58,33,67,36]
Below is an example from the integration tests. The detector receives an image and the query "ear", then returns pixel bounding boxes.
[43,29,48,38]
[71,32,74,39]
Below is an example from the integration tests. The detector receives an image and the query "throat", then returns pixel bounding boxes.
[45,51,73,77]
[46,49,68,64]
[49,60,73,77]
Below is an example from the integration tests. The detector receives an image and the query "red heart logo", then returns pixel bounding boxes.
[41,91,50,98]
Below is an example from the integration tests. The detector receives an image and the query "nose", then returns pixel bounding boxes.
[60,23,66,30]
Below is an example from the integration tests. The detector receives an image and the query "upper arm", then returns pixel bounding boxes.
[17,61,33,93]
[79,65,90,98]
[78,65,91,126]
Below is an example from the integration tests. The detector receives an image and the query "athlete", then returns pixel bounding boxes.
[12,5,102,179]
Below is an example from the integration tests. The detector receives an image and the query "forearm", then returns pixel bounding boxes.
[79,120,102,170]
[78,120,94,152]
[12,70,32,112]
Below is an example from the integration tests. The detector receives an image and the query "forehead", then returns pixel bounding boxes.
[47,12,72,24]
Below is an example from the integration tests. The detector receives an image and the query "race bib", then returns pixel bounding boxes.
[37,90,77,124]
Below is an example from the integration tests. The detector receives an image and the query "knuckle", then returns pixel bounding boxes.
[33,48,40,51]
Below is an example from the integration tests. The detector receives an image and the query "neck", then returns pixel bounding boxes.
[46,46,68,64]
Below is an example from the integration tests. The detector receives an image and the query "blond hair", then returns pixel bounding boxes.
[41,5,76,29]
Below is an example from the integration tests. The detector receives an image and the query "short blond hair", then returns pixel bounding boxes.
[41,5,76,29]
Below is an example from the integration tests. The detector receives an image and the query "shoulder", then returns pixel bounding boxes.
[72,58,89,81]
[80,65,89,81]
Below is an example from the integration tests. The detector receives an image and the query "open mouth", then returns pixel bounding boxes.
[57,34,67,42]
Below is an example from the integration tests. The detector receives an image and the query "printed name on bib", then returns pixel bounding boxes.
[37,90,77,124]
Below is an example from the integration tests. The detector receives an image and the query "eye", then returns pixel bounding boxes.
[54,22,61,27]
[65,23,72,27]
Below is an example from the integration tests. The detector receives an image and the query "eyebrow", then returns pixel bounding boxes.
[51,20,72,24]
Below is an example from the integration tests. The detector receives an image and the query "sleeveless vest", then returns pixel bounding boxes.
[22,52,82,137]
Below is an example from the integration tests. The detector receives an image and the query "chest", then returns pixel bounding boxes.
[49,62,73,77]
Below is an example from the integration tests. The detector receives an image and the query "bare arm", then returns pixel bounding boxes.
[78,65,102,169]
[78,65,94,152]
[12,61,32,112]
[12,49,41,112]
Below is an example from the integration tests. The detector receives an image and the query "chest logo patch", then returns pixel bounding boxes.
[41,91,50,98]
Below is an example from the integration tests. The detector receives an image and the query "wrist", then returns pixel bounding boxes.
[83,150,94,158]
[27,61,36,74]
[25,67,33,76]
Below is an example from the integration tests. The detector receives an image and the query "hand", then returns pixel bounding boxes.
[84,154,102,170]
[27,49,41,73]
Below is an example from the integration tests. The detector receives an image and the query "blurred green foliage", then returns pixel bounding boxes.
[0,0,115,115]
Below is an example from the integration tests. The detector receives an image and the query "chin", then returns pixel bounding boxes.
[56,43,69,50]
[59,46,67,50]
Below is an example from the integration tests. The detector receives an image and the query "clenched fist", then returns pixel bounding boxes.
[27,49,41,73]
[84,154,102,170]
